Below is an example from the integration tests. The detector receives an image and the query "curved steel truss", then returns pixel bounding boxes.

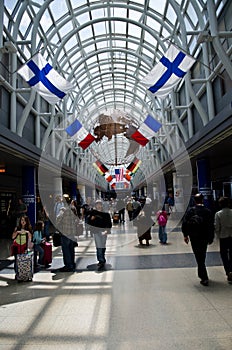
[1,0,232,190]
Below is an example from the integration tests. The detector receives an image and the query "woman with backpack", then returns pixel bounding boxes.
[156,207,168,244]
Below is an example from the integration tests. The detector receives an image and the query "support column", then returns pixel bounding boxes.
[196,159,213,209]
[71,182,77,200]
[78,185,86,203]
[54,177,63,197]
[173,172,184,212]
[22,166,36,227]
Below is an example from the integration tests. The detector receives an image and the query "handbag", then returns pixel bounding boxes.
[52,231,61,247]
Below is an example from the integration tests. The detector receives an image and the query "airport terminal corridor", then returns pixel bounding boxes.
[0,215,232,350]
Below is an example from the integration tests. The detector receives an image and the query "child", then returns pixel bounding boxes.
[33,221,45,267]
[156,207,168,244]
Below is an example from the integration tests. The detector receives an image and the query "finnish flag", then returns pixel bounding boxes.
[17,53,74,104]
[141,44,195,98]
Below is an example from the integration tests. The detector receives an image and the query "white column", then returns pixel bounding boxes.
[78,185,86,202]
[54,177,63,197]
[173,172,184,212]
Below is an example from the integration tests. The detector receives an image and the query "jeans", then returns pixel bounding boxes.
[61,235,75,270]
[94,232,107,264]
[34,244,44,265]
[219,237,232,275]
[159,225,167,244]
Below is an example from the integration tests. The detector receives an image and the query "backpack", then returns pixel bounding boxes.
[158,213,167,226]
[185,210,203,234]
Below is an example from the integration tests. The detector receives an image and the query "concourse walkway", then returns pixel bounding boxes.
[0,216,232,350]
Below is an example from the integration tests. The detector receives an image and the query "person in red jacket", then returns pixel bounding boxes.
[156,207,168,244]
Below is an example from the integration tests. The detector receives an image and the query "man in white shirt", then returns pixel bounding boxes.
[214,196,232,283]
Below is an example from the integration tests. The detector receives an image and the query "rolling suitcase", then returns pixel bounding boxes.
[16,251,34,282]
[113,212,120,224]
[42,242,52,266]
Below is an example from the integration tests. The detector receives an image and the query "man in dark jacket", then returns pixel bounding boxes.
[88,199,112,270]
[182,193,214,286]
[56,201,77,272]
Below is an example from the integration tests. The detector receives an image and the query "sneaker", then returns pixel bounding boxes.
[200,279,209,286]
[227,272,232,283]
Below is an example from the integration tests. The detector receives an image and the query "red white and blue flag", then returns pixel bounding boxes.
[131,115,162,146]
[141,44,195,98]
[65,119,95,150]
[17,53,74,104]
[115,168,124,182]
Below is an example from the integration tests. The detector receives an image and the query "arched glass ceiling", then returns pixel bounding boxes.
[3,0,220,172]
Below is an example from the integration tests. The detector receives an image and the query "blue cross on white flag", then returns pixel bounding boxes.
[141,44,195,98]
[17,53,74,104]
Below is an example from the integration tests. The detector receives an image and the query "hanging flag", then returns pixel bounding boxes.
[94,160,108,174]
[131,160,142,173]
[93,163,104,175]
[17,53,74,104]
[65,119,95,150]
[131,115,162,146]
[127,157,139,172]
[127,158,139,172]
[115,168,124,182]
[111,181,116,189]
[125,173,131,181]
[104,172,113,182]
[141,44,195,98]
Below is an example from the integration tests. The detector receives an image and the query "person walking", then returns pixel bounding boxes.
[116,197,126,224]
[135,205,154,246]
[182,193,214,286]
[81,197,93,237]
[56,200,77,272]
[87,199,112,270]
[54,195,64,220]
[156,207,168,244]
[33,220,45,269]
[214,196,232,283]
[126,198,133,221]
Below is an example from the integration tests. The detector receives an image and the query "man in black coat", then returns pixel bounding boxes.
[182,193,214,286]
[87,200,112,270]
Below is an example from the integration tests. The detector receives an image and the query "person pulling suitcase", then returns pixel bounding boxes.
[11,215,34,281]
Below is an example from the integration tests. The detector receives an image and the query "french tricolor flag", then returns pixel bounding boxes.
[65,119,95,150]
[131,115,162,146]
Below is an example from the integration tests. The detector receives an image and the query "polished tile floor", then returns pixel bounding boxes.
[0,215,232,350]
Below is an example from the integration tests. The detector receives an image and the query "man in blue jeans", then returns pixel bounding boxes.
[87,200,112,270]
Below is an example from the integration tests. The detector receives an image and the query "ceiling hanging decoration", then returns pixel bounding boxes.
[90,110,140,166]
